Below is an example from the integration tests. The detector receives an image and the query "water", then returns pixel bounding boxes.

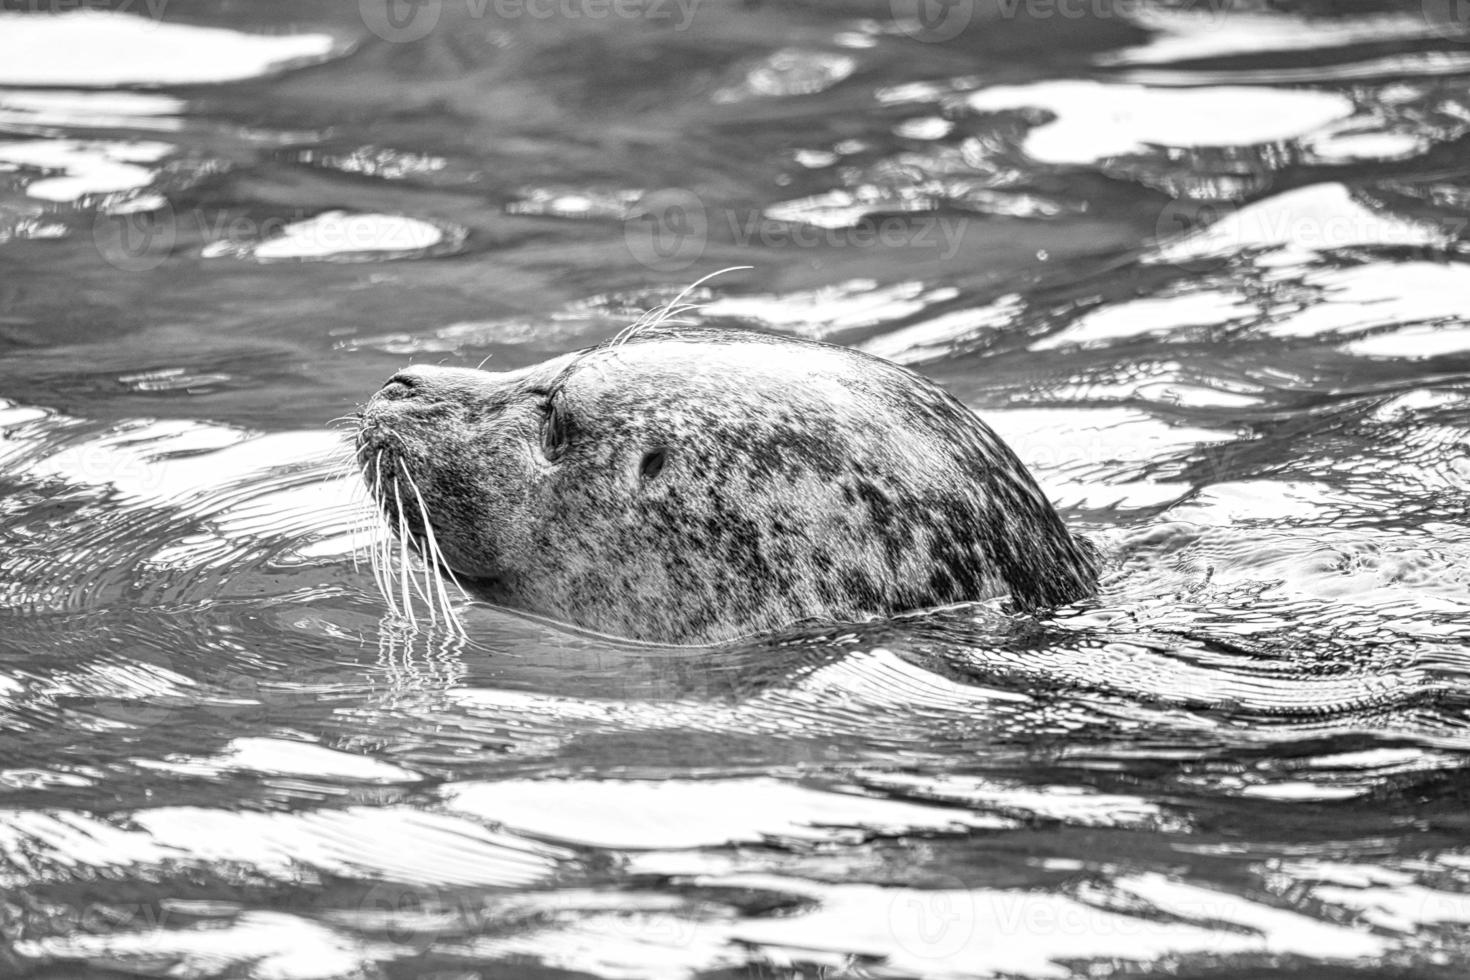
[2,0,1470,976]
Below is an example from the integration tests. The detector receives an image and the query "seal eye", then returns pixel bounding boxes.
[541,398,570,462]
[639,449,668,481]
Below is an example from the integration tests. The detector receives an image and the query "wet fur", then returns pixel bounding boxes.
[356,326,1099,644]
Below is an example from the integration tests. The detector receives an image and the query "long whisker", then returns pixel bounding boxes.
[398,462,451,590]
[421,521,468,605]
[392,478,420,627]
[612,266,752,346]
[399,461,468,638]
[372,452,400,618]
[395,471,437,628]
[658,303,702,321]
[402,476,465,636]
[399,482,442,627]
[368,452,382,596]
[352,411,472,637]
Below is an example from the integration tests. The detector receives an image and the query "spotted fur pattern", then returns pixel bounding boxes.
[356,326,1099,643]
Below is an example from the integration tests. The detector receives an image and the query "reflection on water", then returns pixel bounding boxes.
[2,0,1470,977]
[0,11,341,86]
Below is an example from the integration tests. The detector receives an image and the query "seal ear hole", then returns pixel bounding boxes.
[639,449,668,481]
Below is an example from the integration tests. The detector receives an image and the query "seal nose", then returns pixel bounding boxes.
[373,361,553,411]
[378,366,434,400]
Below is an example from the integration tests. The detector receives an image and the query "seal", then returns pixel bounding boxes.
[354,323,1099,644]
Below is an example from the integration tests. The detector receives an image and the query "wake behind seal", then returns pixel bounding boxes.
[354,320,1099,644]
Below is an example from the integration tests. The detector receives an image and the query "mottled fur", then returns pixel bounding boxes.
[356,326,1098,643]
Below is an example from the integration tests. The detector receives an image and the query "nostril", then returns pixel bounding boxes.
[380,372,421,398]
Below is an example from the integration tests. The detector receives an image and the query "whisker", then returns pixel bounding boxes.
[396,480,442,628]
[612,266,752,346]
[368,453,382,580]
[399,461,468,637]
[350,404,472,637]
[392,479,419,627]
[372,452,401,618]
[395,479,437,628]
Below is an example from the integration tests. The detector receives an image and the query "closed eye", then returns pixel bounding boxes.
[540,396,570,461]
[639,449,668,480]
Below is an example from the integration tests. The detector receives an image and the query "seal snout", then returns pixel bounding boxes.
[357,367,456,473]
[370,364,535,409]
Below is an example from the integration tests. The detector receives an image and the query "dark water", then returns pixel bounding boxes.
[3,0,1470,976]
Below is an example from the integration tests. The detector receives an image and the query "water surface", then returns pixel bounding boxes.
[3,1,1470,976]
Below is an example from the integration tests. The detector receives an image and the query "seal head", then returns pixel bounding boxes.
[356,326,1098,643]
